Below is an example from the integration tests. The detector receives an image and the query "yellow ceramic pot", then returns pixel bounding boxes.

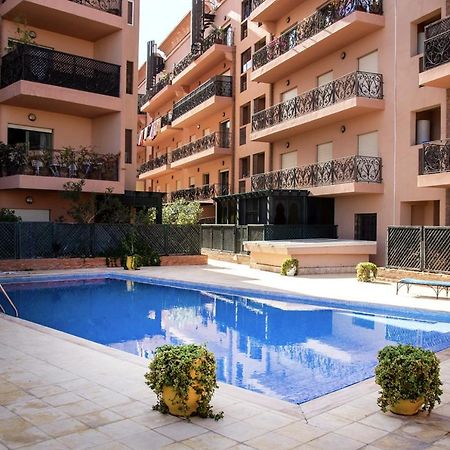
[162,385,201,417]
[126,256,138,270]
[390,397,424,415]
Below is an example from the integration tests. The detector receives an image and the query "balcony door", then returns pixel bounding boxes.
[7,125,53,150]
[219,120,230,147]
[219,170,229,195]
[358,51,378,73]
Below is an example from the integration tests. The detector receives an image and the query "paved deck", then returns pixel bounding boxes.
[1,262,450,449]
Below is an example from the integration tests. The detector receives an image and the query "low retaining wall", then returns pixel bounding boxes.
[0,255,207,272]
[378,267,450,282]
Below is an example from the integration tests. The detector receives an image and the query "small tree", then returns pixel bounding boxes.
[0,208,21,222]
[162,199,202,225]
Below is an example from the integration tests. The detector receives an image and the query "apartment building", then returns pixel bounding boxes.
[0,0,140,221]
[138,0,450,264]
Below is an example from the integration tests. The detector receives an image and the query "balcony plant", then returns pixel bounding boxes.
[375,344,442,415]
[38,148,54,176]
[356,262,377,282]
[281,258,298,276]
[58,146,77,178]
[144,344,223,420]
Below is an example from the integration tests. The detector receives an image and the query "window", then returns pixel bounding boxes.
[317,142,333,162]
[281,151,297,169]
[241,0,251,21]
[358,51,378,73]
[317,71,333,87]
[254,38,266,53]
[126,61,133,94]
[240,73,247,92]
[240,103,251,126]
[239,156,250,178]
[189,176,195,188]
[415,107,441,144]
[176,180,181,190]
[281,88,297,103]
[241,48,252,73]
[239,127,247,146]
[202,173,210,185]
[253,95,266,113]
[252,152,265,175]
[125,129,132,163]
[239,180,246,193]
[355,213,377,241]
[414,13,440,56]
[358,131,378,157]
[241,21,248,40]
[7,125,53,150]
[127,0,134,25]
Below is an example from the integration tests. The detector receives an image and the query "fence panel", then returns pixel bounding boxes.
[53,224,91,257]
[165,225,200,255]
[423,226,450,274]
[222,227,236,252]
[0,223,17,258]
[201,226,213,250]
[386,226,422,271]
[18,223,54,258]
[93,223,133,256]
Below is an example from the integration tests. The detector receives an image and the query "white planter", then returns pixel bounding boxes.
[286,266,297,276]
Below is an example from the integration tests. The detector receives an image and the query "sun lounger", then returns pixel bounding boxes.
[396,278,450,299]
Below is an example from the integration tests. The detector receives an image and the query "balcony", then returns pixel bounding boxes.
[418,140,450,188]
[170,132,232,169]
[0,145,121,193]
[169,183,230,203]
[251,155,383,196]
[141,112,181,146]
[171,76,233,128]
[419,17,450,88]
[172,29,234,87]
[0,0,123,41]
[140,75,177,114]
[248,0,307,23]
[138,154,172,180]
[251,0,384,83]
[251,71,384,142]
[0,44,121,117]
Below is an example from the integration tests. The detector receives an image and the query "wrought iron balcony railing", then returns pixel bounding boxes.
[419,140,450,175]
[137,154,169,175]
[69,0,122,15]
[251,155,382,191]
[252,0,383,70]
[173,28,234,78]
[0,145,119,181]
[170,183,229,202]
[252,71,383,133]
[172,75,232,121]
[171,132,231,163]
[423,16,450,70]
[0,43,120,97]
[140,75,172,106]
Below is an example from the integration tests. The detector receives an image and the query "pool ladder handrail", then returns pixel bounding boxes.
[0,283,18,317]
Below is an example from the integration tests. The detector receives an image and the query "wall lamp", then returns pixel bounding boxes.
[25,195,33,204]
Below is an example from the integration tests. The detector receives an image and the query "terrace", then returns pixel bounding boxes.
[418,139,450,188]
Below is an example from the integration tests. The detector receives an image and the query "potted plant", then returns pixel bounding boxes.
[356,262,377,282]
[144,344,223,420]
[281,257,298,276]
[375,344,442,415]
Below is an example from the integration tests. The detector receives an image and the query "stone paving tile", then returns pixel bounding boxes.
[276,421,327,444]
[42,392,85,407]
[0,416,49,449]
[397,421,449,444]
[155,421,209,441]
[334,421,389,444]
[56,428,112,450]
[0,390,34,407]
[242,410,297,431]
[76,409,124,428]
[132,412,181,429]
[306,412,353,432]
[109,400,153,419]
[305,431,365,450]
[91,442,130,450]
[213,421,267,442]
[181,430,237,449]
[245,430,300,450]
[160,443,192,450]
[327,403,372,421]
[359,411,407,432]
[37,417,89,438]
[96,418,150,440]
[19,439,70,449]
[0,381,19,394]
[118,429,174,450]
[55,399,105,417]
[371,432,429,450]
[27,385,67,399]
[224,402,266,421]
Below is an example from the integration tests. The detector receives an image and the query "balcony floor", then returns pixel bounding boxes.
[417,172,450,189]
[140,84,179,115]
[171,147,232,169]
[419,61,450,89]
[309,182,384,197]
[251,97,385,143]
[251,12,385,84]
[0,80,121,118]
[0,0,122,41]
[138,164,174,180]
[249,0,307,23]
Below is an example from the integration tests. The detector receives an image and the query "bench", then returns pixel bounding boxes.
[396,278,450,299]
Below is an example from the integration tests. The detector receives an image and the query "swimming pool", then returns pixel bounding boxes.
[3,274,450,404]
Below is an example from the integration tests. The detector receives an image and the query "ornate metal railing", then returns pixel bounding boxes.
[250,0,266,11]
[137,94,145,113]
[419,140,450,175]
[137,154,169,175]
[251,155,382,191]
[161,112,172,128]
[252,71,383,132]
[0,43,120,97]
[252,0,383,70]
[172,75,232,120]
[170,183,229,202]
[0,145,119,181]
[423,16,450,70]
[173,28,234,77]
[69,0,122,15]
[140,75,172,107]
[171,132,231,163]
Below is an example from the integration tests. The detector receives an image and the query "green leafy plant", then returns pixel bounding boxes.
[280,258,298,276]
[0,208,21,222]
[119,231,160,269]
[375,344,442,414]
[162,199,203,225]
[356,262,377,282]
[144,344,223,420]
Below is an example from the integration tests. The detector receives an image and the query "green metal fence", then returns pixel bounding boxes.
[0,223,201,259]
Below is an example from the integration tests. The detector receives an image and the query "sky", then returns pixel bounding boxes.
[139,0,192,65]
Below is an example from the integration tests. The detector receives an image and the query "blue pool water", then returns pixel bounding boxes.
[4,276,450,404]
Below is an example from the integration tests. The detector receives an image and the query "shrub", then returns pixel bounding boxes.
[356,262,377,282]
[0,208,21,222]
[375,344,442,413]
[280,258,298,276]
